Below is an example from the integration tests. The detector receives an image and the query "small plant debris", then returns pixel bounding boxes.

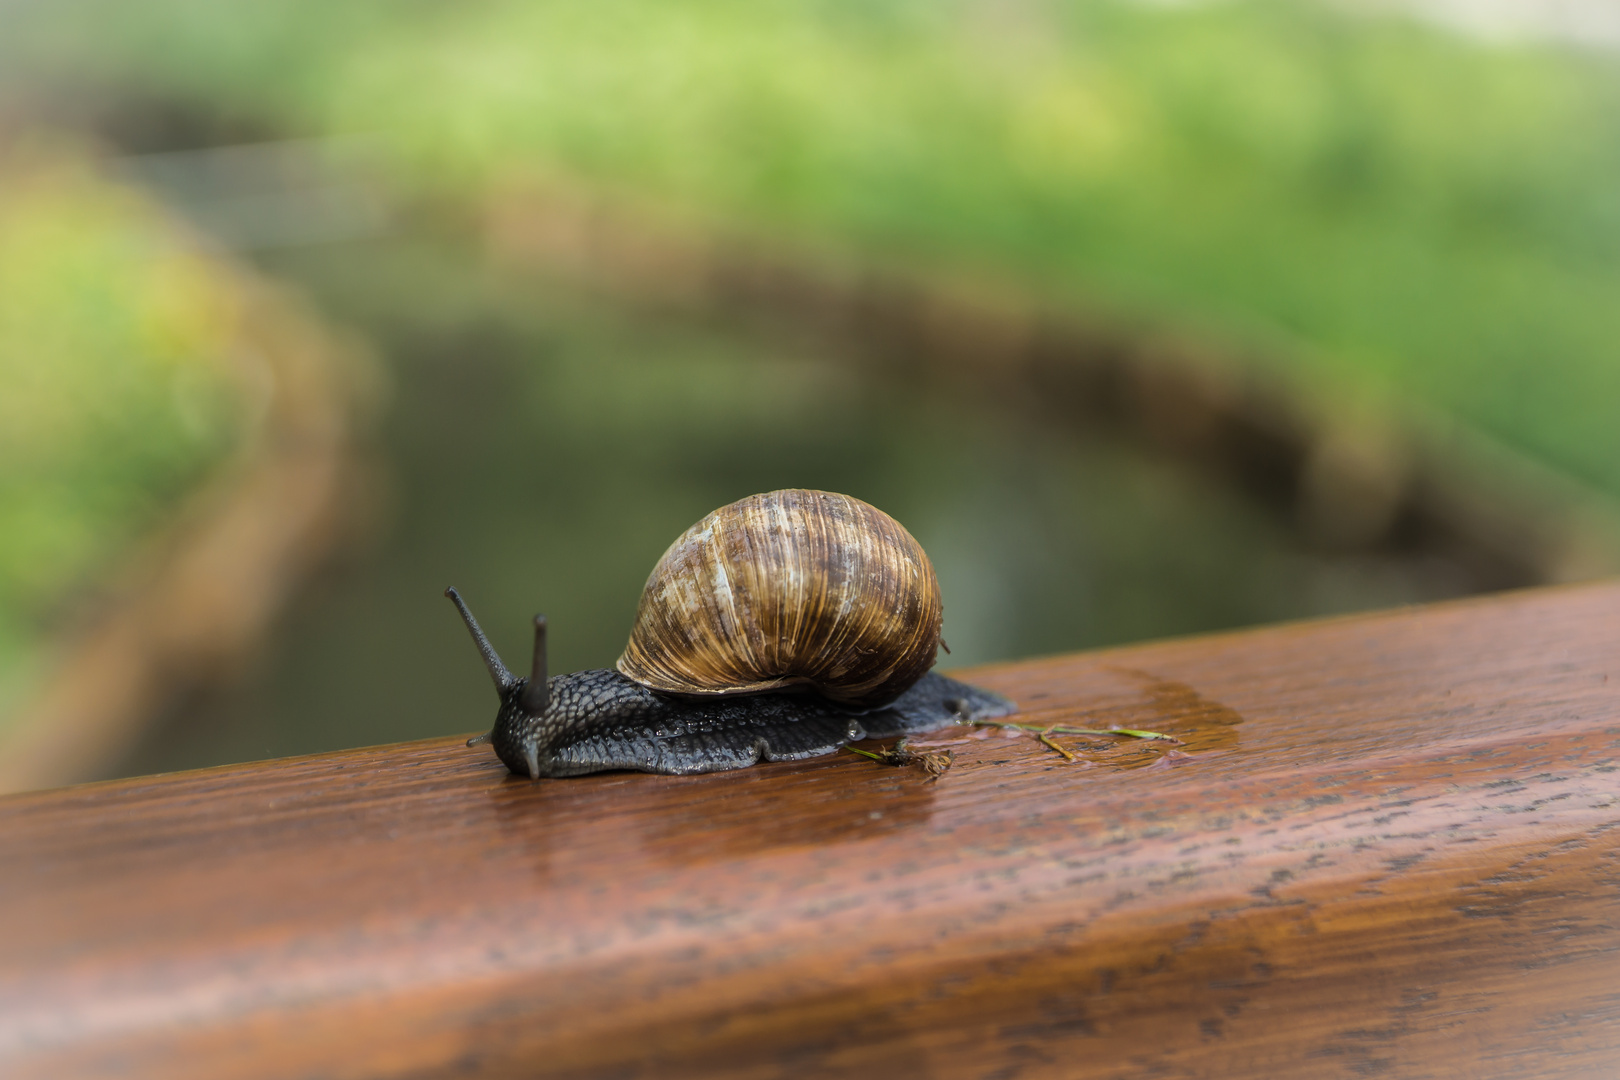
[1036,728,1077,761]
[847,720,1182,775]
[845,739,955,780]
[970,719,1182,744]
[969,718,1182,763]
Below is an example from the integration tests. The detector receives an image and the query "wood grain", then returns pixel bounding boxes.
[2,582,1619,1079]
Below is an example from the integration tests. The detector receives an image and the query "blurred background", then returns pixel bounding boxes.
[2,0,1618,791]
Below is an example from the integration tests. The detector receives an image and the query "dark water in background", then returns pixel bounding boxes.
[114,233,1465,777]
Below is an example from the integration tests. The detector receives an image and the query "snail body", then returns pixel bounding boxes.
[450,490,1015,779]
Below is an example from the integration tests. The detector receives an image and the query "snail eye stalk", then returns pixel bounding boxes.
[445,587,515,697]
[520,615,550,714]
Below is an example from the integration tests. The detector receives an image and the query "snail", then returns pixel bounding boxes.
[449,489,1015,779]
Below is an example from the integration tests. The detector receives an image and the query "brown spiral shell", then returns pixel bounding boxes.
[615,489,944,709]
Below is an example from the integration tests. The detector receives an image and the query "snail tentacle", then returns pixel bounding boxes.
[445,586,515,696]
[519,615,550,715]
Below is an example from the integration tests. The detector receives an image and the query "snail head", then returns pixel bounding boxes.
[445,587,550,779]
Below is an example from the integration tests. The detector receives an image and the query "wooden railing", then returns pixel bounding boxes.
[3,582,1619,1078]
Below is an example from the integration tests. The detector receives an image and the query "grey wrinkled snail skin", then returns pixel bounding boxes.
[449,489,1016,780]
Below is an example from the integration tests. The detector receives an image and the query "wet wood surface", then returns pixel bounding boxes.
[3,582,1619,1079]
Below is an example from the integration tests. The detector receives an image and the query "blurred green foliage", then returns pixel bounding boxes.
[0,147,248,721]
[4,0,1619,494]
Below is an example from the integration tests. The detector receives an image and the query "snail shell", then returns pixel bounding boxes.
[616,489,943,708]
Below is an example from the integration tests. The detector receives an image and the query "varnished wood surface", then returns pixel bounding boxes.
[3,583,1619,1079]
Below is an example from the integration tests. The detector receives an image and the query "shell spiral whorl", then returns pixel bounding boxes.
[615,489,943,708]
